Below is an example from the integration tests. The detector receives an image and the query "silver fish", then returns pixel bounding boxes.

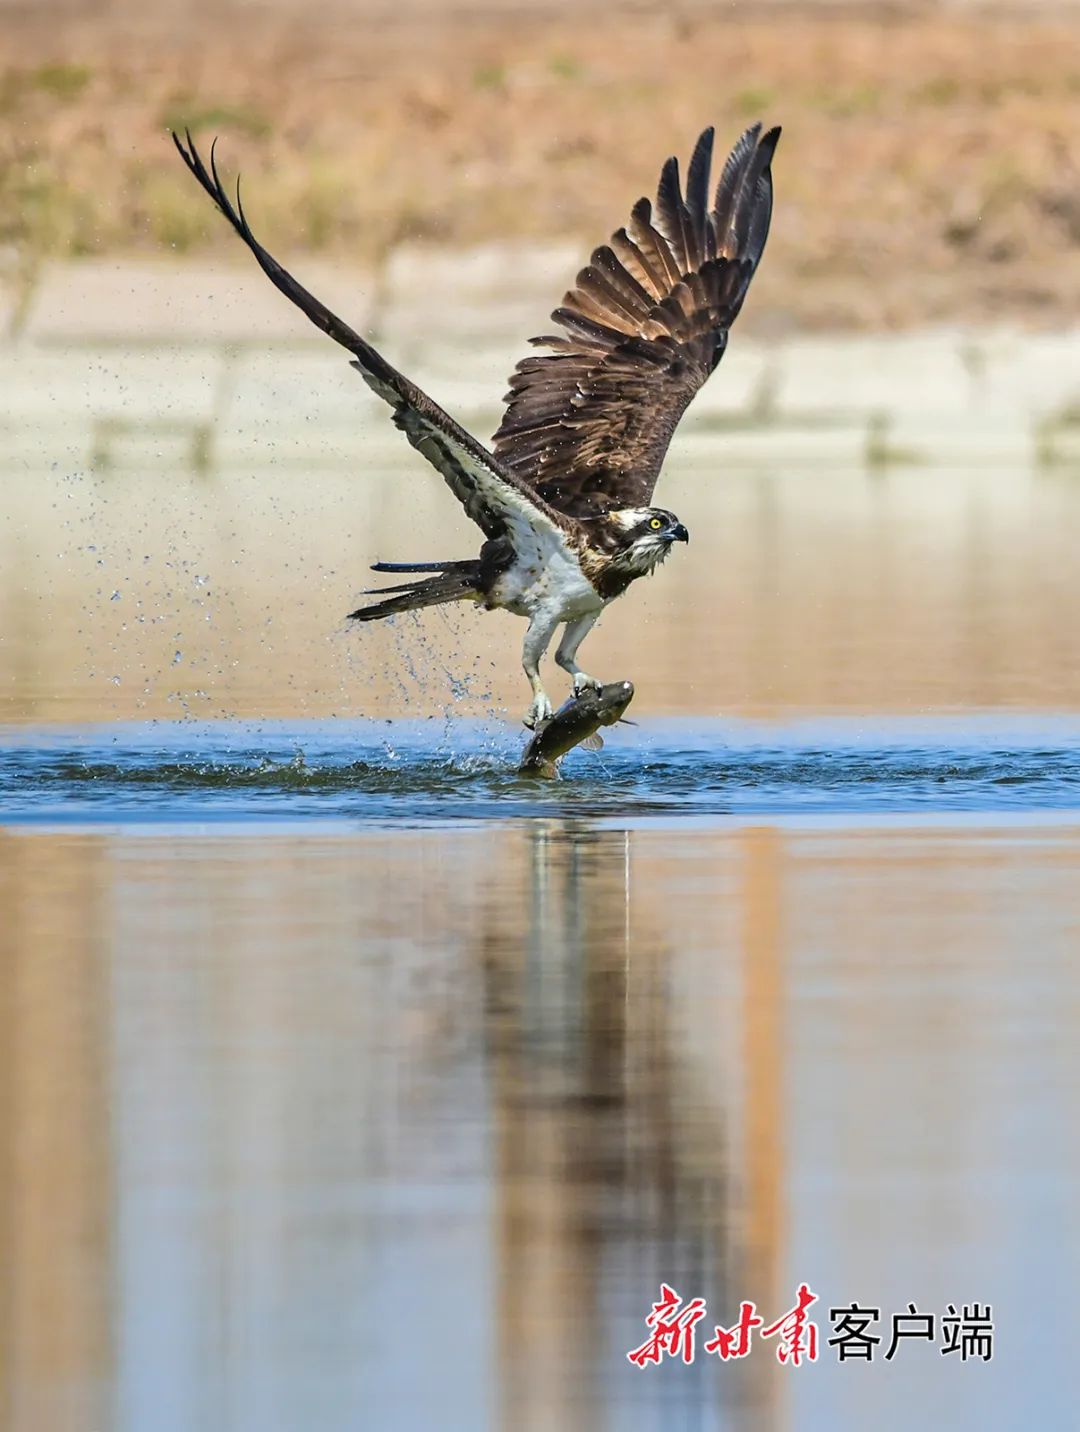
[519,680,635,777]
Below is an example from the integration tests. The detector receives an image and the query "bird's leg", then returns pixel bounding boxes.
[555,613,602,694]
[522,610,561,729]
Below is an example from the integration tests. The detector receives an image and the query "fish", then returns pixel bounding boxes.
[518,679,635,778]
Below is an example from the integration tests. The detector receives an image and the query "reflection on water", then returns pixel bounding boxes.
[2,818,1077,1430]
[3,457,1080,722]
[3,446,1078,1426]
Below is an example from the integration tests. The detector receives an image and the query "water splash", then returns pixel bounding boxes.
[2,716,1078,829]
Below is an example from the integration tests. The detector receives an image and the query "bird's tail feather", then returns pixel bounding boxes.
[348,560,481,621]
[370,560,452,573]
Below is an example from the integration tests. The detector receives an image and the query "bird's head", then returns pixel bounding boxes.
[605,507,690,574]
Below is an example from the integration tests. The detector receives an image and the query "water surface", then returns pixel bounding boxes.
[2,811,1077,1431]
[2,715,1079,827]
[2,454,1078,1430]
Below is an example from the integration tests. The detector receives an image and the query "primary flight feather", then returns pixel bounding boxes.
[173,122,780,727]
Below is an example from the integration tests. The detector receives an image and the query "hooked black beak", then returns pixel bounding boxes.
[669,522,689,544]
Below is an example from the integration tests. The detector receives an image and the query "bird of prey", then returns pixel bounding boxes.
[174,122,779,727]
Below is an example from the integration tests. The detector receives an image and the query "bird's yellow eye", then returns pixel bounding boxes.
[649,517,663,530]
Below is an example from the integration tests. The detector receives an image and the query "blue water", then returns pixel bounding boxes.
[3,714,1079,827]
[5,712,1079,1432]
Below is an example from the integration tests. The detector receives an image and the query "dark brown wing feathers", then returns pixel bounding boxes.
[685,129,713,261]
[494,123,780,517]
[173,123,777,536]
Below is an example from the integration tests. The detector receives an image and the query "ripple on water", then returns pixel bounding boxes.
[1,716,1079,829]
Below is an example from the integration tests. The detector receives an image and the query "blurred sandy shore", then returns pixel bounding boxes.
[4,250,1080,474]
[2,0,1080,330]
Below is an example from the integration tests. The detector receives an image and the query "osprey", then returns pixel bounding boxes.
[174,123,779,726]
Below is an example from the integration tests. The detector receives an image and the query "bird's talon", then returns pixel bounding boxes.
[573,673,602,694]
[524,696,553,730]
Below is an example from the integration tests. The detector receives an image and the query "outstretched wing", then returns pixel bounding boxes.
[493,123,780,518]
[172,130,576,557]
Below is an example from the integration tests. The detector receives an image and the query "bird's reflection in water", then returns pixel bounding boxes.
[0,821,791,1432]
[476,819,785,1430]
[2,819,1074,1430]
